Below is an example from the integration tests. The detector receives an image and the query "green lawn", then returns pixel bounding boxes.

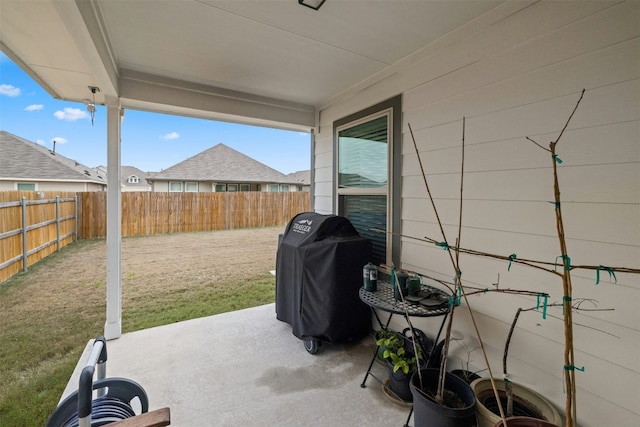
[0,231,277,426]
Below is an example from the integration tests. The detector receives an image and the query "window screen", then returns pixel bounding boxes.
[337,113,390,266]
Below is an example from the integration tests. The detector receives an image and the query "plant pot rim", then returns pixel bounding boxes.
[470,377,562,426]
[493,416,561,427]
[410,368,477,411]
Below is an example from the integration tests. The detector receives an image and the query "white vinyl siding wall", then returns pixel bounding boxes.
[313,2,639,425]
[0,181,105,192]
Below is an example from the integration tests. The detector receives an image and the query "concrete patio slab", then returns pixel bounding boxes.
[62,303,413,426]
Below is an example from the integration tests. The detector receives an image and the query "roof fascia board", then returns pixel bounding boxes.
[119,69,315,132]
[0,42,60,98]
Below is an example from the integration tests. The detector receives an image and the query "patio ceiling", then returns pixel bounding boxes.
[0,0,503,131]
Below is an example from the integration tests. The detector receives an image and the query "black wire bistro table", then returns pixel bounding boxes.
[359,281,451,405]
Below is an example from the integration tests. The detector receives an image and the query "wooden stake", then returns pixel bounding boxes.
[408,122,506,422]
[542,89,585,427]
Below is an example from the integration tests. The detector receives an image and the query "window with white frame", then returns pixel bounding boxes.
[169,182,183,192]
[240,184,250,192]
[280,184,290,192]
[269,184,279,192]
[17,182,36,191]
[335,95,401,267]
[128,175,140,184]
[185,182,198,192]
[215,184,226,192]
[227,184,238,192]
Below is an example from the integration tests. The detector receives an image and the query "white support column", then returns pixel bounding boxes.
[104,96,122,340]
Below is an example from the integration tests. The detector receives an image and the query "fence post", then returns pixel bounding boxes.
[56,195,61,251]
[74,194,78,242]
[21,197,28,272]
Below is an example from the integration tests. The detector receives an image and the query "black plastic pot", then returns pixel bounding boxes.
[410,368,477,427]
[388,362,413,401]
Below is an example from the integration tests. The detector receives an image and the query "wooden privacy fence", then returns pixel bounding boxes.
[0,190,309,283]
[0,191,78,283]
[77,191,310,239]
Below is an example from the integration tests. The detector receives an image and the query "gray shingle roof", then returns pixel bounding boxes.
[0,131,106,184]
[148,143,293,184]
[286,170,310,185]
[121,165,150,188]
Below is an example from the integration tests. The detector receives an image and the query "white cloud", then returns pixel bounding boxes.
[25,104,44,112]
[50,137,69,145]
[36,139,46,146]
[0,84,21,97]
[162,132,180,140]
[54,107,88,121]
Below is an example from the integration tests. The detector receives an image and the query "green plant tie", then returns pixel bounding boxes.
[548,201,561,210]
[555,254,571,271]
[436,241,449,250]
[596,265,617,285]
[536,293,548,319]
[562,295,572,314]
[552,154,563,164]
[449,293,461,309]
[508,253,517,271]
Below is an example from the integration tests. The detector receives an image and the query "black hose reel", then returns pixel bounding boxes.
[46,337,149,427]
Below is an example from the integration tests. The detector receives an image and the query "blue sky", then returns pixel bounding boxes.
[0,52,311,174]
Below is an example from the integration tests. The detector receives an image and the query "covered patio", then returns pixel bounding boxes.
[2,1,638,426]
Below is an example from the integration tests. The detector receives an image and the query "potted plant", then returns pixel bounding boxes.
[411,367,478,427]
[407,291,477,427]
[374,328,400,364]
[470,306,562,427]
[471,377,562,427]
[377,329,424,402]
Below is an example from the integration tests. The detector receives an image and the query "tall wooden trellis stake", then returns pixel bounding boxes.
[527,89,584,427]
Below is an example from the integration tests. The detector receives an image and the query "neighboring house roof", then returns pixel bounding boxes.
[0,131,106,185]
[121,165,150,189]
[286,170,310,185]
[148,143,295,184]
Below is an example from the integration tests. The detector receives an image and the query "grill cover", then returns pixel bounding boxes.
[276,212,372,343]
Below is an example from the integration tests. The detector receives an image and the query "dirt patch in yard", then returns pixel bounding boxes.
[119,226,282,298]
[2,226,284,328]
